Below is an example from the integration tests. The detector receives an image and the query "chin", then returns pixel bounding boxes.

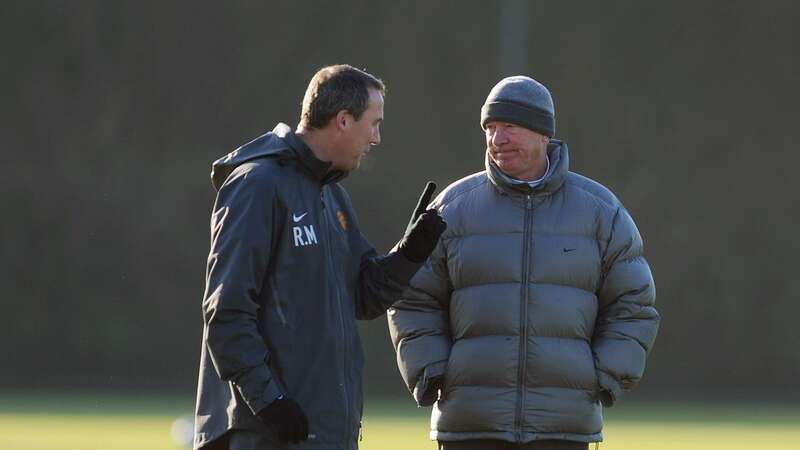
[497,162,523,177]
[342,159,360,171]
[494,159,517,170]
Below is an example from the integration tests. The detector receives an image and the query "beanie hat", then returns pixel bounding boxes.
[480,76,555,137]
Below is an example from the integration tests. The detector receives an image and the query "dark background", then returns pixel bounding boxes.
[2,1,798,403]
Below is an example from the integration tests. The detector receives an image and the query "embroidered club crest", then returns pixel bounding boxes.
[337,210,348,231]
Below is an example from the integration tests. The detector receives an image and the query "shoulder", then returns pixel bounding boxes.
[433,171,489,208]
[225,158,293,191]
[562,171,623,212]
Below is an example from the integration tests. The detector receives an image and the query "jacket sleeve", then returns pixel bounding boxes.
[202,164,283,415]
[334,186,424,320]
[387,240,453,406]
[593,206,660,406]
[353,247,425,320]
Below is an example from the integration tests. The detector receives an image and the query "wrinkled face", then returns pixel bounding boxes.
[336,88,384,171]
[485,120,549,180]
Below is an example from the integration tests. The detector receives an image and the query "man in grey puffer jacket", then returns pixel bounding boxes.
[388,76,660,450]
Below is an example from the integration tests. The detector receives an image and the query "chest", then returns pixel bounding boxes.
[446,200,603,292]
[272,184,357,274]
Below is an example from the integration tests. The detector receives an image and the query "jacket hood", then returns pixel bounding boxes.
[485,139,569,197]
[210,123,296,191]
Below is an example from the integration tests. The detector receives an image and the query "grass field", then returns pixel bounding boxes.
[1,393,798,449]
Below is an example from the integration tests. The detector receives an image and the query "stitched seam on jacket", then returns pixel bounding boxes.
[453,281,598,295]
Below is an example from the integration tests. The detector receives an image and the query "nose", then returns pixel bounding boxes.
[371,128,381,146]
[490,128,508,147]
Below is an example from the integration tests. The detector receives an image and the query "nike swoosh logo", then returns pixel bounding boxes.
[292,212,308,222]
[563,248,576,253]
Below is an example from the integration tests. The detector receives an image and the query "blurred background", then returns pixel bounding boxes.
[2,1,799,449]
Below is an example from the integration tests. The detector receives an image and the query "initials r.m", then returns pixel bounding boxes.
[293,225,318,247]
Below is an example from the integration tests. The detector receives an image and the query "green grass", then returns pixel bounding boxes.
[1,393,799,449]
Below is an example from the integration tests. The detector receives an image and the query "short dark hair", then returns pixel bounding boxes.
[299,64,386,130]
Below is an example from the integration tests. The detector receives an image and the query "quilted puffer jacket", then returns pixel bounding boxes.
[388,140,659,444]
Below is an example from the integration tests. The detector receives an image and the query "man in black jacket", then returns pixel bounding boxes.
[194,64,446,450]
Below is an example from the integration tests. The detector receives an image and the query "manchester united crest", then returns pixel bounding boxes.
[336,210,348,231]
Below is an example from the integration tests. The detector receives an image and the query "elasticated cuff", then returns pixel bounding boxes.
[596,370,622,407]
[413,360,448,406]
[232,364,283,415]
[383,249,426,286]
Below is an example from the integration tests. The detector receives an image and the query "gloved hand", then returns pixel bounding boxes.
[399,182,447,263]
[257,396,309,444]
[419,375,444,406]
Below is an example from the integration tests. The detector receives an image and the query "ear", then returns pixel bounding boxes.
[335,110,350,131]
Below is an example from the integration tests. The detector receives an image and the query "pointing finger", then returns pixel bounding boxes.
[412,181,438,222]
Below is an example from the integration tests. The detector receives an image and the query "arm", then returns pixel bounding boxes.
[202,164,282,415]
[348,182,446,320]
[387,240,453,406]
[353,245,425,320]
[592,206,660,407]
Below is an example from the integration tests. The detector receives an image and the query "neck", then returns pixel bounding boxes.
[295,127,335,166]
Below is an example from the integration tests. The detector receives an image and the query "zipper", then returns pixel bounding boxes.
[515,194,533,442]
[321,188,352,448]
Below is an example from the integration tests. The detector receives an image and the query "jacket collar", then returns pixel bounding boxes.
[485,139,569,198]
[273,123,348,185]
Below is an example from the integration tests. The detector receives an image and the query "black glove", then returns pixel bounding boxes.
[257,396,309,444]
[399,182,447,263]
[419,375,444,406]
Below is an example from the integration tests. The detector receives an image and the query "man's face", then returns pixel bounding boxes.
[485,121,549,180]
[336,88,384,171]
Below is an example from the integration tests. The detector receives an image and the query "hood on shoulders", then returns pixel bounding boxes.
[210,123,295,191]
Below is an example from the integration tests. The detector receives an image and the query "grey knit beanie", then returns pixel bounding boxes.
[480,76,555,137]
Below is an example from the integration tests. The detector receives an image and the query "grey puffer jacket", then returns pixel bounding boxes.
[387,140,659,444]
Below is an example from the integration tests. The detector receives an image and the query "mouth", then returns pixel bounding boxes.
[490,148,520,161]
